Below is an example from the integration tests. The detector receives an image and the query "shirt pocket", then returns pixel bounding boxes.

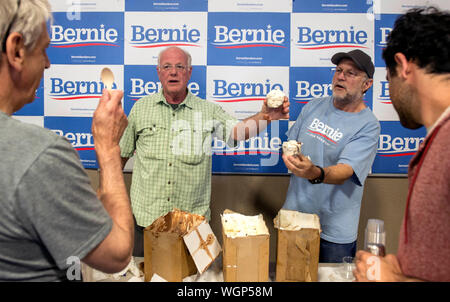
[175,125,214,165]
[136,124,167,160]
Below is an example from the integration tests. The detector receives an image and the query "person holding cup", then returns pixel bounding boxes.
[354,7,450,282]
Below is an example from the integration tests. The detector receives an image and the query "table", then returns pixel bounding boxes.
[82,257,354,282]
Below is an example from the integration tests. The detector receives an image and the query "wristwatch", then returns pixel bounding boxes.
[308,165,325,184]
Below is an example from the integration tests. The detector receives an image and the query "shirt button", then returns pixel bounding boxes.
[167,197,170,201]
[168,181,171,185]
[168,163,172,167]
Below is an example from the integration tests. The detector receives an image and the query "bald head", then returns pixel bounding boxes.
[157,47,192,68]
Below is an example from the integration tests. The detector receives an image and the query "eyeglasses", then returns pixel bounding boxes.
[2,0,21,53]
[334,67,364,79]
[160,64,188,72]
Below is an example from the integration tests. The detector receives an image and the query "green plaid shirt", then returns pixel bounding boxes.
[120,90,238,227]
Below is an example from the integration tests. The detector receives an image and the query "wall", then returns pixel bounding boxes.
[85,169,407,263]
[15,0,443,175]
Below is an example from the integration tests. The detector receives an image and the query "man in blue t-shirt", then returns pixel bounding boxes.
[282,50,380,263]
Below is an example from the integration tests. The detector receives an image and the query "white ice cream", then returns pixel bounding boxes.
[274,209,321,231]
[222,212,269,238]
[266,89,285,108]
[282,140,302,156]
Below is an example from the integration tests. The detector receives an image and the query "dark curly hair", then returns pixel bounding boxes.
[382,7,450,76]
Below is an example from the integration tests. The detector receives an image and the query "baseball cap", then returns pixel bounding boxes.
[331,50,375,78]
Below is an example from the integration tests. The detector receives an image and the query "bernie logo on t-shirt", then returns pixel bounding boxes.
[307,118,343,145]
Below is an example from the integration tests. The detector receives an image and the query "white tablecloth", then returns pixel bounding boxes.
[82,256,354,282]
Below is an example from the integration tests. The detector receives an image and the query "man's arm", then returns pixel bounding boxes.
[82,89,134,274]
[232,97,289,141]
[354,251,425,282]
[282,154,354,184]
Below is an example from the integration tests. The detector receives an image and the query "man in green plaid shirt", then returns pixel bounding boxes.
[120,47,289,255]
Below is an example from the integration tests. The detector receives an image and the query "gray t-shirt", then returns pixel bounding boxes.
[0,112,112,281]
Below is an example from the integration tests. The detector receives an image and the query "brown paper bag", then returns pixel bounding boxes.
[143,209,204,282]
[221,209,269,282]
[274,209,321,282]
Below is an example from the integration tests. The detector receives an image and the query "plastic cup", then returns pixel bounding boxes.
[341,256,355,280]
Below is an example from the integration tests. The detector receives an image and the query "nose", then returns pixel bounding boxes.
[45,53,51,69]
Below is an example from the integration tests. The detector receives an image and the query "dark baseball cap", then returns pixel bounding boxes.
[331,50,375,78]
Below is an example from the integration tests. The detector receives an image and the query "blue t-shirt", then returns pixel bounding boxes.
[283,96,380,243]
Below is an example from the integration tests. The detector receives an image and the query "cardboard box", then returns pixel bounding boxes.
[143,209,203,282]
[274,209,321,282]
[221,209,270,282]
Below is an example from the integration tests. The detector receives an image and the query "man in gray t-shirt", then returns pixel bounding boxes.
[0,0,133,281]
[0,115,114,281]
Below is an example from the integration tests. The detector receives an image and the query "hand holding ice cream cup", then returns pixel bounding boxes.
[262,88,289,120]
[266,88,286,108]
[282,140,303,157]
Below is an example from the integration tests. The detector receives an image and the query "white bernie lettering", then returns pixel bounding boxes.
[379,27,392,45]
[212,133,281,153]
[214,25,285,44]
[51,129,94,147]
[296,81,332,98]
[129,78,199,96]
[308,118,343,142]
[297,26,367,45]
[130,78,161,95]
[378,135,424,151]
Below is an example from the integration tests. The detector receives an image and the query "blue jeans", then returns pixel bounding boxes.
[319,239,356,263]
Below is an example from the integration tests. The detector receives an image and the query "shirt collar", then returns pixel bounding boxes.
[154,89,195,109]
[426,106,450,134]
